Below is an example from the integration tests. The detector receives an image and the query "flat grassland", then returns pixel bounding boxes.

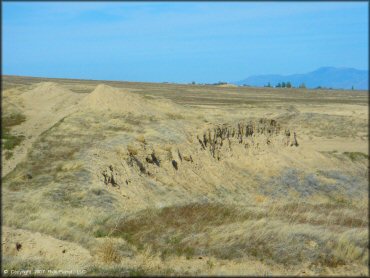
[2,75,369,276]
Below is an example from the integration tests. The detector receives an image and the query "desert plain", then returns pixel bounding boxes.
[1,75,369,276]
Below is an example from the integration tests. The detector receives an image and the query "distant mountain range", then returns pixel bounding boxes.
[233,67,369,90]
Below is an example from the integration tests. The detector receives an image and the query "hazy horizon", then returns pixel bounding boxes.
[3,2,369,83]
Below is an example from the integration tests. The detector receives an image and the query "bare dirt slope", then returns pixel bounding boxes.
[2,226,92,271]
[1,76,368,276]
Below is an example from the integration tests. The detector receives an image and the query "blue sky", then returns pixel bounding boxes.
[3,2,368,83]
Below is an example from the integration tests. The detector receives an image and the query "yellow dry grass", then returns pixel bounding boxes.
[1,75,368,276]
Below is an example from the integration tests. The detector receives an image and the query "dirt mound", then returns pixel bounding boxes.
[2,83,84,177]
[2,226,92,270]
[79,84,141,112]
[79,84,184,116]
[20,82,81,112]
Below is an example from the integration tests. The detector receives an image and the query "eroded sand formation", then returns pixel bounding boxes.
[99,117,299,194]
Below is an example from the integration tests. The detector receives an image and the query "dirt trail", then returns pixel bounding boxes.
[2,82,85,177]
[2,82,188,177]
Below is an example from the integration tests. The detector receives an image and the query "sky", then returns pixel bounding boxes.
[3,2,369,83]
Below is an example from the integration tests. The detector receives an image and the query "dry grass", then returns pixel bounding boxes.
[97,239,122,264]
[3,75,367,107]
[287,113,368,138]
[135,135,146,144]
[2,256,56,271]
[343,151,369,161]
[108,201,368,269]
[1,113,26,155]
[270,201,368,228]
[2,113,26,128]
[166,112,185,120]
[1,76,368,276]
[127,145,139,156]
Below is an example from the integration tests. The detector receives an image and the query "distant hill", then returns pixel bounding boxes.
[234,67,369,90]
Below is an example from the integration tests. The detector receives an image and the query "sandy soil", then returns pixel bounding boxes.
[2,226,92,271]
